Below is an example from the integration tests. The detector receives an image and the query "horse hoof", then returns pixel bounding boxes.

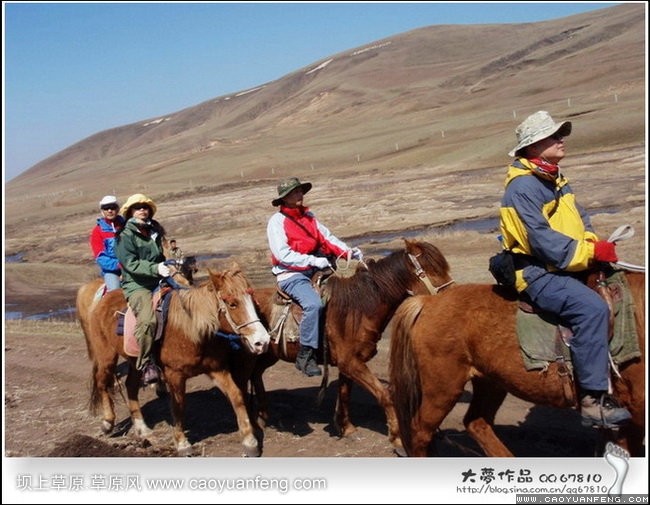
[242,445,261,457]
[393,447,408,457]
[101,420,114,434]
[132,418,153,437]
[344,432,362,442]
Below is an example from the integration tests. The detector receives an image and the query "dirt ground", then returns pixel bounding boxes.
[4,146,646,459]
[5,318,606,459]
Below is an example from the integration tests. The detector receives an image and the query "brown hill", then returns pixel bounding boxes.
[4,3,646,264]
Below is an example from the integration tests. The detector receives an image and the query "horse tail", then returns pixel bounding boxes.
[389,295,426,456]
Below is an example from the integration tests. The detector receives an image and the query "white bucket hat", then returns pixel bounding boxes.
[99,195,119,209]
[509,111,572,157]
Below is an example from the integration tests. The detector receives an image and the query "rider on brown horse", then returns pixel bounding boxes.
[266,177,362,377]
[499,111,631,429]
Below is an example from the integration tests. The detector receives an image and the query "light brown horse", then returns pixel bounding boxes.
[389,271,645,457]
[76,264,270,456]
[250,239,455,456]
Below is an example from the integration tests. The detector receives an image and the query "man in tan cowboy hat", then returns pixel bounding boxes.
[267,177,363,376]
[114,193,169,385]
[498,111,630,429]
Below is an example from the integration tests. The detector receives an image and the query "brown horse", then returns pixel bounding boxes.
[76,264,270,456]
[389,270,645,457]
[251,239,455,456]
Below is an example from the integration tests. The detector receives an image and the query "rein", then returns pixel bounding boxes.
[407,253,455,294]
[608,225,645,272]
[334,250,368,272]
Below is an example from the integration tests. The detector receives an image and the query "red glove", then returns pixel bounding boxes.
[593,240,618,263]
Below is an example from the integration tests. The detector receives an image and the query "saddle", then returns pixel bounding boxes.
[267,269,333,361]
[116,287,173,357]
[516,268,641,404]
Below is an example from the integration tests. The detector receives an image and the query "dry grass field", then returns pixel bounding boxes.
[3,4,646,459]
[4,146,646,458]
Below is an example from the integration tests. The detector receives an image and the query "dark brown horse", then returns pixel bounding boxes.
[76,264,270,456]
[251,239,455,456]
[389,270,645,457]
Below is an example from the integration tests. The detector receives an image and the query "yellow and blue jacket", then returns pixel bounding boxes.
[499,158,599,292]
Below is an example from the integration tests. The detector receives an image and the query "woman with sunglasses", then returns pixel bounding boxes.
[497,111,630,429]
[114,193,170,385]
[89,195,126,292]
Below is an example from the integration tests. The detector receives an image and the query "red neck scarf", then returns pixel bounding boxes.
[528,157,559,177]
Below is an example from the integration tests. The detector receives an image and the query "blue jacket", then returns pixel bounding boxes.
[499,158,598,292]
[90,216,125,275]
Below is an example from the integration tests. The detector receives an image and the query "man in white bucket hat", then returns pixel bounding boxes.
[497,111,631,429]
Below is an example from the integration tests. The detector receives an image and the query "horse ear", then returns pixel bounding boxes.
[207,268,225,290]
[404,238,418,253]
[230,261,242,275]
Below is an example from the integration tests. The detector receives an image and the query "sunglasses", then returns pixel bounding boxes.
[550,133,564,141]
[101,205,119,211]
[130,204,150,211]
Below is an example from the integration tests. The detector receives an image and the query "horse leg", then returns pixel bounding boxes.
[124,362,152,438]
[336,365,405,456]
[463,377,513,457]
[163,368,192,456]
[91,354,119,434]
[251,366,270,429]
[335,373,356,439]
[208,369,261,457]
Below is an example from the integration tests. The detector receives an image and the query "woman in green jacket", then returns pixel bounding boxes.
[115,193,170,385]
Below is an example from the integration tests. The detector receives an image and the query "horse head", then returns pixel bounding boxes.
[403,239,455,295]
[208,265,270,355]
[177,256,198,285]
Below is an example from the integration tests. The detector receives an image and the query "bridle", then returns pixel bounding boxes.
[217,289,262,334]
[407,252,455,295]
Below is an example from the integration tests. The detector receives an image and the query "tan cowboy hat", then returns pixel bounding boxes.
[509,110,572,157]
[120,193,158,218]
[271,177,312,207]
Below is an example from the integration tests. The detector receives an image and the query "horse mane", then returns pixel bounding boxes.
[165,279,222,345]
[164,266,254,345]
[327,251,409,318]
[327,240,450,317]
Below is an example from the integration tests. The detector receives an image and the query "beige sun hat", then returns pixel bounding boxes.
[509,110,572,157]
[120,193,158,218]
[271,177,312,206]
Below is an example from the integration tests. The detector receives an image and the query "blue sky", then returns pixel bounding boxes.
[3,2,622,182]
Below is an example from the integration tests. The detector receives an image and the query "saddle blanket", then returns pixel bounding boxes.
[518,270,641,371]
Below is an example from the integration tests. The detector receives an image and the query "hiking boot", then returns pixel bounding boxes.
[295,345,322,377]
[142,363,160,385]
[581,393,632,428]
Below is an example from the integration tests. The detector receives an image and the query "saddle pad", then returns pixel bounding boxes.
[518,270,641,371]
[269,300,300,344]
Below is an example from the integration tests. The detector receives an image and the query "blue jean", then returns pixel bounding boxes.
[278,273,322,349]
[524,272,610,391]
[103,272,121,291]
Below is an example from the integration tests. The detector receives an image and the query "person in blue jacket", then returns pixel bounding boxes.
[89,195,126,291]
[499,110,631,429]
